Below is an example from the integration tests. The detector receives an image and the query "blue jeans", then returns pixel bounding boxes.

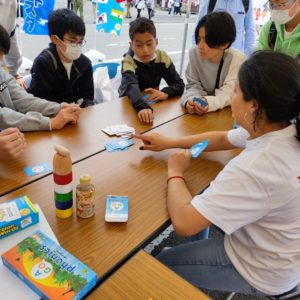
[157,237,266,296]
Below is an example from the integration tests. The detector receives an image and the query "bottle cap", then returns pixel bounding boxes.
[80,174,91,185]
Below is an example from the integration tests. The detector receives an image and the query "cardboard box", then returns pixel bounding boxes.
[1,230,98,300]
[0,196,39,239]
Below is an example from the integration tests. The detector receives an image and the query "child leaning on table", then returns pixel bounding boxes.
[118,17,185,124]
[135,51,300,297]
[182,11,246,116]
[0,24,81,132]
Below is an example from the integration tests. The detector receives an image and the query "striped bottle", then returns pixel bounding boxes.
[53,145,73,218]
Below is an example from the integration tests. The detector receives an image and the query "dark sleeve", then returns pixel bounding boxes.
[30,54,55,101]
[79,62,95,108]
[161,62,185,98]
[118,61,152,112]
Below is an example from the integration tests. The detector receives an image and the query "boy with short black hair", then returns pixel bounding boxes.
[0,24,81,132]
[118,17,185,123]
[29,9,94,108]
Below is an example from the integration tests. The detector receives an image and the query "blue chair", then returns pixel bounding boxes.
[92,62,120,79]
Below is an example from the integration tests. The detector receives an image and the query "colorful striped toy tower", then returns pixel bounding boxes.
[53,145,73,218]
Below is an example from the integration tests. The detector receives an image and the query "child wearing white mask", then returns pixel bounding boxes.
[257,0,300,58]
[28,9,94,108]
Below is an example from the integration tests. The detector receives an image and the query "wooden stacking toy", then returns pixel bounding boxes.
[53,145,73,218]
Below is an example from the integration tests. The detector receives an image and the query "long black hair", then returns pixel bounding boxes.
[238,51,300,141]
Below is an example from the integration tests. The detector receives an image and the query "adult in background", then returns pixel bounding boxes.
[0,0,25,88]
[73,0,84,20]
[126,0,133,18]
[194,0,256,56]
[146,0,155,19]
[257,0,300,58]
[135,0,145,18]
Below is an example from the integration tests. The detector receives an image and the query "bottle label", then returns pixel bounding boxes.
[76,190,95,218]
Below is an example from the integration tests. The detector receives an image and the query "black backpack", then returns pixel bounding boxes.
[207,0,249,14]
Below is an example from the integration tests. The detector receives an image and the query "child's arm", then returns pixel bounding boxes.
[161,61,185,98]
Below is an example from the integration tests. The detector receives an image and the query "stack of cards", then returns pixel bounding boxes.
[105,195,128,222]
[105,138,134,153]
[102,124,135,138]
[190,140,209,158]
[193,97,208,108]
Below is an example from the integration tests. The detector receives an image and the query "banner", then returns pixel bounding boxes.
[96,0,125,36]
[23,0,55,35]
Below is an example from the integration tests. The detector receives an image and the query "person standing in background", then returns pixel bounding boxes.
[67,0,73,10]
[193,0,256,56]
[73,0,85,21]
[146,0,155,19]
[0,0,25,88]
[126,0,133,18]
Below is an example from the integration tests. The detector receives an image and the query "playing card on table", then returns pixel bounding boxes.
[105,138,134,152]
[102,124,135,137]
[24,162,52,177]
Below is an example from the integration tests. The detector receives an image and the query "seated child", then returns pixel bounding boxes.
[28,9,94,108]
[182,12,246,115]
[118,17,185,124]
[0,24,81,131]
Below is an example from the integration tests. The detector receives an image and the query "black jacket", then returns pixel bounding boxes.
[118,48,185,112]
[29,44,94,108]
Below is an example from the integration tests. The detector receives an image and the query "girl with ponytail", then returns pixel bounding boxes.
[135,51,300,296]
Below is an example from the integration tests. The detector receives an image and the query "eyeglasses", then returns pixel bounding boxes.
[64,38,87,47]
[267,0,296,10]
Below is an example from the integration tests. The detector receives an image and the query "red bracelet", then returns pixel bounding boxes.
[167,176,185,185]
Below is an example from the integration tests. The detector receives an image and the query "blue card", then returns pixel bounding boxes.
[105,195,128,222]
[105,138,134,152]
[143,94,158,105]
[190,140,209,158]
[193,97,208,108]
[24,162,52,177]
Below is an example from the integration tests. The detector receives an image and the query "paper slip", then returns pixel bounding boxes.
[191,140,209,158]
[102,124,135,137]
[143,94,158,105]
[105,138,134,152]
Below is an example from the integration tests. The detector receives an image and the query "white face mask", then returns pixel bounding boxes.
[62,43,82,61]
[271,9,295,24]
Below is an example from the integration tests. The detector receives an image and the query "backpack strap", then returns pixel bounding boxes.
[42,49,58,72]
[207,0,217,13]
[268,22,277,50]
[242,0,249,13]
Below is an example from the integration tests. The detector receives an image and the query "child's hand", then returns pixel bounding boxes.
[134,132,170,151]
[186,98,208,115]
[138,108,154,124]
[0,128,26,160]
[51,105,81,129]
[144,88,168,101]
[168,149,191,177]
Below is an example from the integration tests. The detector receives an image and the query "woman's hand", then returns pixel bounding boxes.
[168,149,191,177]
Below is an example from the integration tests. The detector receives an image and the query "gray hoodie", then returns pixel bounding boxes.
[0,68,61,131]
